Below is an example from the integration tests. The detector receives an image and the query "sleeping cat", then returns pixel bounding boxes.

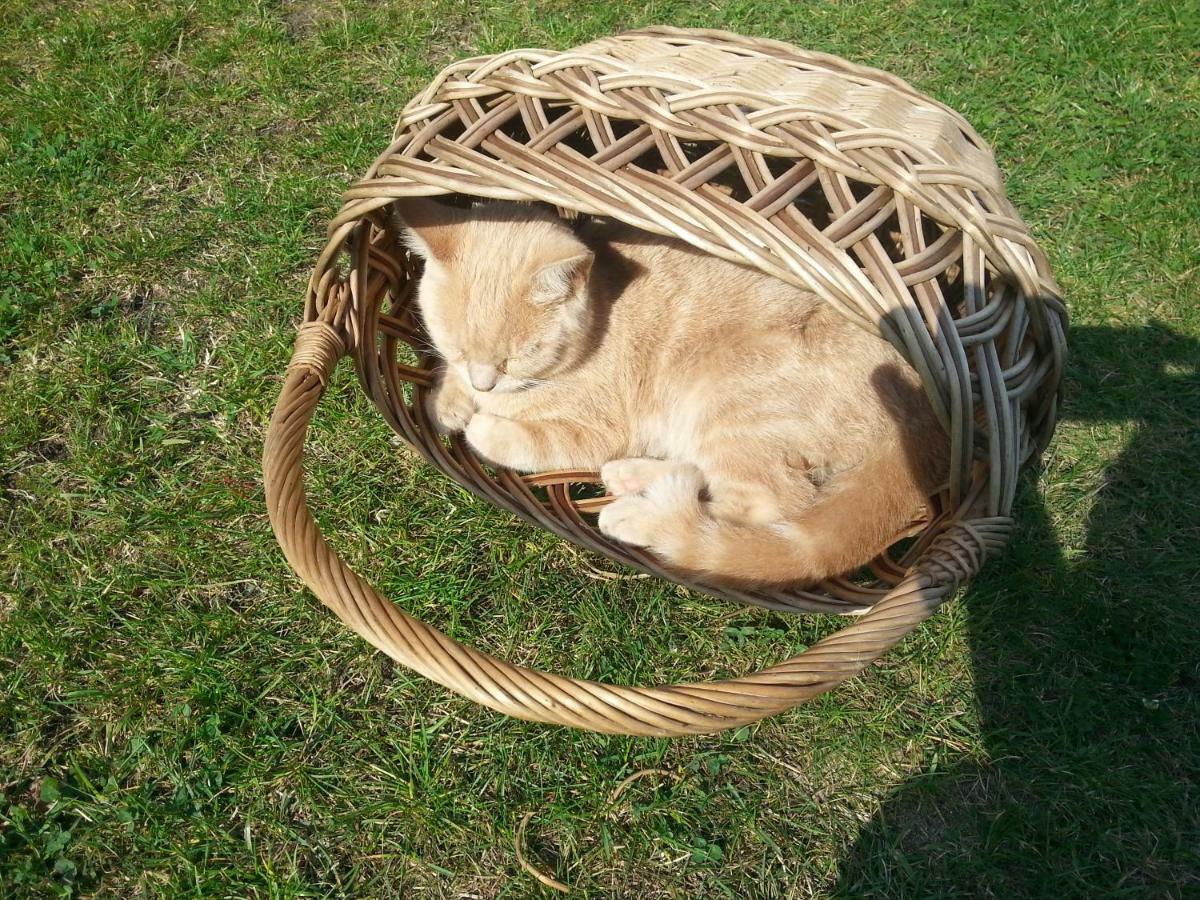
[393,197,948,587]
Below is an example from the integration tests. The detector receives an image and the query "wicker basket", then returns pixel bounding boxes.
[263,27,1067,736]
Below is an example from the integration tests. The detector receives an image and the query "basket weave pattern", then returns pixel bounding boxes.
[263,27,1067,736]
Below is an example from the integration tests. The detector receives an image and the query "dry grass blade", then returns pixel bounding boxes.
[515,812,571,893]
[607,768,681,807]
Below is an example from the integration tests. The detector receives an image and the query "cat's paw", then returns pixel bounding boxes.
[597,493,659,547]
[465,413,531,470]
[600,457,677,496]
[430,378,476,433]
[598,467,705,551]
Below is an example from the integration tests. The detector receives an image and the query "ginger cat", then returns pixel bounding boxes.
[394,198,948,587]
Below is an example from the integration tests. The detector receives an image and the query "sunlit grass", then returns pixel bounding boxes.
[2,0,1197,895]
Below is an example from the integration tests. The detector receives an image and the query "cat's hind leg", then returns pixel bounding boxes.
[598,463,835,585]
[697,448,818,527]
[601,453,923,585]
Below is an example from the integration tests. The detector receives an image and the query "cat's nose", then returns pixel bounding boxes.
[468,363,500,392]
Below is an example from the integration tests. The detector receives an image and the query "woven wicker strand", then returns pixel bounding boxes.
[263,27,1066,736]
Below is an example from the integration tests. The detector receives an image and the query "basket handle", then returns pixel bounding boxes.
[263,319,996,736]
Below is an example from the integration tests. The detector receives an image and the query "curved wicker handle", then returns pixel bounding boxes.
[264,320,1004,736]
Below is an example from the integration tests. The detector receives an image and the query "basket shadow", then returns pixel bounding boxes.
[837,323,1200,895]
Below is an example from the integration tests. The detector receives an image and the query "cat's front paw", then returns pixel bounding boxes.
[465,413,532,470]
[430,378,476,433]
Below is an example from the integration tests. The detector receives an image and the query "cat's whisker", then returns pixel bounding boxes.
[406,334,442,358]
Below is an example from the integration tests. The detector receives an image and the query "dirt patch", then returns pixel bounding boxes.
[278,1,336,42]
[31,438,68,462]
[424,17,480,68]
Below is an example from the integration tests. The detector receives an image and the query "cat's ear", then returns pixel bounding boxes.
[531,252,593,304]
[393,197,462,262]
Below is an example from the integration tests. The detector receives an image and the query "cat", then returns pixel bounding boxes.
[392,197,948,587]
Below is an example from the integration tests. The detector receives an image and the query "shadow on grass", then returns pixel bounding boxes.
[838,323,1200,897]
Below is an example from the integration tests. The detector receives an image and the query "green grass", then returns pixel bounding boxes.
[1,0,1197,896]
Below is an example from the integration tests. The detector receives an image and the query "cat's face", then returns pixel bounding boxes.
[396,199,594,393]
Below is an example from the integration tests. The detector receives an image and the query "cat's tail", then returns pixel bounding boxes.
[609,454,926,586]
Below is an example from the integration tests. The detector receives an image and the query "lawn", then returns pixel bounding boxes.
[1,0,1197,896]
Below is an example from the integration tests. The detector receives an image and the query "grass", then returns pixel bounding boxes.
[1,0,1197,896]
